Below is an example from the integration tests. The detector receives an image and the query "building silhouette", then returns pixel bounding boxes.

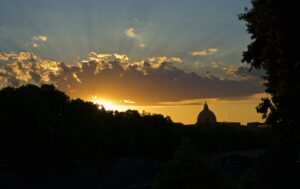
[195,101,243,127]
[196,101,217,126]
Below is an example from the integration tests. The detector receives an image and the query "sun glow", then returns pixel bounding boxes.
[94,100,119,111]
[91,96,133,111]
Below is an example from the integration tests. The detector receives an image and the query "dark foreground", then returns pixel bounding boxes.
[1,85,299,189]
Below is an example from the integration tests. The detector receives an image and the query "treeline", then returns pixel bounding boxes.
[0,85,272,169]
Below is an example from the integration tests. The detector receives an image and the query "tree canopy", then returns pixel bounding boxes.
[239,0,300,144]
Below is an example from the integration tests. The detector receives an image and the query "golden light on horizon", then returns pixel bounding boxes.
[91,96,133,111]
[94,100,120,111]
[88,93,267,125]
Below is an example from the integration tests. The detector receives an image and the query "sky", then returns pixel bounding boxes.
[0,0,266,125]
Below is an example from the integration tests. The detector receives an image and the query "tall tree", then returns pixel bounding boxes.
[239,0,300,148]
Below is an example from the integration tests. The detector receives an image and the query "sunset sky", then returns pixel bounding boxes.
[0,0,266,124]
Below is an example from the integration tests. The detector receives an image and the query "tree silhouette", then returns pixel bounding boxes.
[239,0,300,148]
[239,1,300,188]
[152,138,234,189]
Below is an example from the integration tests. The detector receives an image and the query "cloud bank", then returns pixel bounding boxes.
[0,52,264,105]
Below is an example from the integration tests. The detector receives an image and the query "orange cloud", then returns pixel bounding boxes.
[0,53,17,61]
[0,52,37,62]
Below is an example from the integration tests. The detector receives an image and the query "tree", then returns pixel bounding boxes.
[151,138,234,189]
[239,0,300,148]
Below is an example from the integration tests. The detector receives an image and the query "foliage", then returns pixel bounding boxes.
[239,0,300,139]
[240,146,300,189]
[240,2,300,187]
[152,138,235,189]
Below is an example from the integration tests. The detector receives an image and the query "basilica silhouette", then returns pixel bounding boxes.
[196,101,217,126]
[195,101,244,127]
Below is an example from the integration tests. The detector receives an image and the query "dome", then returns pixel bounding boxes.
[196,102,217,126]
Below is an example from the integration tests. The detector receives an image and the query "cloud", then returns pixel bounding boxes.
[0,53,17,61]
[124,28,145,48]
[159,99,204,106]
[88,52,129,62]
[190,48,218,56]
[224,66,265,81]
[139,43,145,48]
[124,28,139,39]
[235,67,265,78]
[0,52,37,62]
[0,52,264,105]
[32,35,47,42]
[146,56,182,68]
[29,35,48,48]
[122,99,136,104]
[224,66,237,76]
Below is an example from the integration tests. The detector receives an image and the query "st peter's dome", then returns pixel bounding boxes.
[196,101,217,126]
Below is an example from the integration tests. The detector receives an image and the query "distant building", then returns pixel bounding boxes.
[196,101,217,126]
[195,102,242,127]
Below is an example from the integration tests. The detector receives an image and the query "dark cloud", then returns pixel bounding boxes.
[235,66,265,78]
[0,52,264,105]
[224,66,265,81]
